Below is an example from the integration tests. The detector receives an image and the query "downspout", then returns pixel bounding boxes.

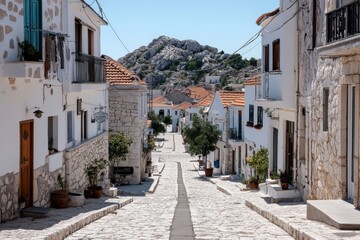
[295,0,301,193]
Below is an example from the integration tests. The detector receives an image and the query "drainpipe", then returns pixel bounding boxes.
[295,0,301,194]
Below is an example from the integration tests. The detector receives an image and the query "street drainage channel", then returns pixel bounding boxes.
[170,162,195,240]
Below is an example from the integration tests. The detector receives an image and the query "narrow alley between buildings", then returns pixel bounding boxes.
[66,131,292,240]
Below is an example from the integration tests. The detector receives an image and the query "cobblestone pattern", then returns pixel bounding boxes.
[108,86,148,184]
[64,133,108,194]
[0,197,132,240]
[67,132,292,240]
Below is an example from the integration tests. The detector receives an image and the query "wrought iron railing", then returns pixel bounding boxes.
[74,52,105,83]
[327,1,360,43]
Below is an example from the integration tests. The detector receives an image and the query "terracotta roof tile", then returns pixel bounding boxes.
[244,75,261,86]
[187,86,210,100]
[256,8,280,25]
[103,55,147,86]
[149,96,173,108]
[193,94,214,107]
[174,101,192,110]
[219,91,245,107]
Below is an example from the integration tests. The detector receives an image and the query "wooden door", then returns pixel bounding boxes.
[20,121,33,207]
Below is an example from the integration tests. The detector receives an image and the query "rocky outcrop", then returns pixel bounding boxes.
[119,36,260,90]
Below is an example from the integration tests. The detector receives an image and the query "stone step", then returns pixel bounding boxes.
[307,199,360,230]
[20,206,51,218]
[220,175,231,181]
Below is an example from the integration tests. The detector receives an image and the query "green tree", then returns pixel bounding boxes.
[150,114,166,136]
[108,132,132,183]
[249,57,257,67]
[247,147,269,183]
[182,115,221,167]
[226,54,248,70]
[163,115,172,126]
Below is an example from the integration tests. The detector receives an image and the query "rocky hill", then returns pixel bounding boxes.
[118,36,260,90]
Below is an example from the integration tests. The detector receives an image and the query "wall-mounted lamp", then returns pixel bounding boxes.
[26,107,43,118]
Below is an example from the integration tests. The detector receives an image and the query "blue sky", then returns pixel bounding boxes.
[90,0,279,60]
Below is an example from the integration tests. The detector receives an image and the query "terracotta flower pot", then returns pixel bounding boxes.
[51,190,69,208]
[204,168,213,177]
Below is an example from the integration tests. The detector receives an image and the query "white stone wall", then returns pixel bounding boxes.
[109,85,148,184]
[64,133,108,193]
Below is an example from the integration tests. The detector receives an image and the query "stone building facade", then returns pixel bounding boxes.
[105,56,149,184]
[297,0,360,208]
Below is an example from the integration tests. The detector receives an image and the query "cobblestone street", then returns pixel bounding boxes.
[67,132,292,240]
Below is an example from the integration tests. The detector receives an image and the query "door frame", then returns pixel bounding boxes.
[19,120,34,207]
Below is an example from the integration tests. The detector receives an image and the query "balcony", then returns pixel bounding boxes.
[74,52,105,84]
[229,128,242,141]
[327,1,360,43]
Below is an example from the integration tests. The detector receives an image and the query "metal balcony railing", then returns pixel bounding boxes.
[74,52,105,83]
[327,1,360,43]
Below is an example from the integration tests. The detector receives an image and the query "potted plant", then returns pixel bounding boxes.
[51,174,68,208]
[18,40,41,61]
[85,158,107,198]
[253,123,263,129]
[280,171,290,190]
[270,170,280,180]
[204,160,213,177]
[247,176,259,190]
[246,121,254,127]
[48,138,58,155]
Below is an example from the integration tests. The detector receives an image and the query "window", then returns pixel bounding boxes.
[272,39,280,71]
[312,0,317,49]
[81,111,87,141]
[249,105,254,123]
[48,116,58,152]
[67,111,73,143]
[88,29,94,55]
[75,19,82,53]
[264,45,269,72]
[24,0,42,52]
[257,106,263,125]
[175,110,178,115]
[323,88,329,131]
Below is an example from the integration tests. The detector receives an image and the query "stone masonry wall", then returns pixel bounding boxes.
[109,86,148,184]
[310,55,346,199]
[0,157,63,222]
[64,133,108,193]
[0,0,63,63]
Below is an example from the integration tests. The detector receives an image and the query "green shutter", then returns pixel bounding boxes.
[24,0,41,51]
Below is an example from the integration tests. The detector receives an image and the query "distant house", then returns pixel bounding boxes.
[150,96,174,118]
[104,56,150,184]
[165,89,193,105]
[185,86,211,103]
[207,91,245,175]
[205,75,221,85]
[0,0,108,221]
[172,101,192,132]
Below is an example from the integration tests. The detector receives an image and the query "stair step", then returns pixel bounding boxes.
[20,206,50,218]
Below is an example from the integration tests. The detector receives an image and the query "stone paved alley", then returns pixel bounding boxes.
[66,132,293,240]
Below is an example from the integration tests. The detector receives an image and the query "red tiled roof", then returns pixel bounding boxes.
[244,75,261,86]
[256,8,279,25]
[103,55,146,86]
[149,96,173,107]
[187,86,210,100]
[173,101,192,110]
[219,91,245,107]
[193,94,214,107]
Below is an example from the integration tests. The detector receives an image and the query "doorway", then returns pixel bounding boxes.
[20,120,34,207]
[272,128,278,172]
[347,85,356,200]
[285,121,294,180]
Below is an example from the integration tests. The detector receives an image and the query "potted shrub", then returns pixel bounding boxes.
[51,174,68,208]
[247,176,259,190]
[18,41,41,61]
[246,121,254,127]
[204,161,213,177]
[280,171,290,190]
[254,124,263,129]
[85,158,107,198]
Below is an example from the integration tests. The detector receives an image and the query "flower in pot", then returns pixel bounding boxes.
[85,158,107,198]
[18,41,41,61]
[280,171,290,190]
[51,174,69,208]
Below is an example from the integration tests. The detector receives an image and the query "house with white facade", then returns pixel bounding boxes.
[0,0,108,221]
[207,91,245,175]
[254,0,299,200]
[150,96,173,118]
[172,101,192,132]
[183,94,214,130]
[104,56,149,184]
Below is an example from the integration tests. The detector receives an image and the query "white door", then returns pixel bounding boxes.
[347,85,356,200]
